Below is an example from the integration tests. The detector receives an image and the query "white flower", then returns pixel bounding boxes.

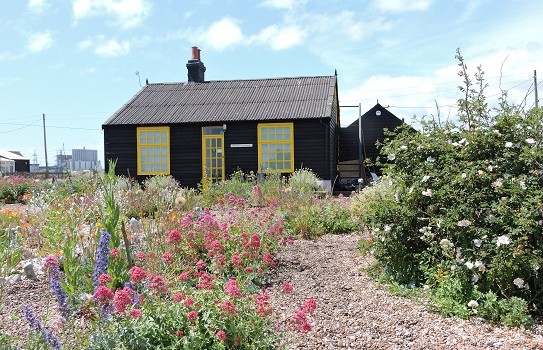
[487,165,494,172]
[423,284,430,290]
[451,142,459,147]
[526,138,536,145]
[384,224,391,232]
[422,175,430,182]
[440,238,454,250]
[467,300,479,308]
[505,141,513,148]
[473,239,482,248]
[422,189,432,197]
[472,274,479,283]
[451,265,457,271]
[496,235,511,247]
[394,191,400,203]
[426,156,435,163]
[493,129,502,136]
[519,181,526,190]
[477,170,484,175]
[457,219,471,227]
[399,145,408,151]
[459,138,467,145]
[465,261,474,270]
[492,179,503,188]
[387,154,396,161]
[461,173,467,179]
[513,278,525,288]
[475,260,486,272]
[408,186,414,194]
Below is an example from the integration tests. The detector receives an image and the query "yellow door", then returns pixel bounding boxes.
[202,126,225,184]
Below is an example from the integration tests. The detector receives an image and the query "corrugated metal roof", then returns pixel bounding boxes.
[103,76,337,126]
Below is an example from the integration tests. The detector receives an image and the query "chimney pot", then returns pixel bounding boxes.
[191,46,199,60]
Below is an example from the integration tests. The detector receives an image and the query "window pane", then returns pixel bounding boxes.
[262,154,269,161]
[284,153,291,160]
[162,164,167,172]
[262,144,268,152]
[155,147,160,154]
[148,148,154,155]
[141,148,147,155]
[284,162,291,170]
[142,164,147,171]
[154,131,160,141]
[162,156,167,163]
[277,153,283,160]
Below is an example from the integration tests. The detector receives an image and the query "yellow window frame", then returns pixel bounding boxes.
[257,122,294,173]
[137,126,170,175]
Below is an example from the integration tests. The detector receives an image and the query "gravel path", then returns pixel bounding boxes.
[267,233,543,350]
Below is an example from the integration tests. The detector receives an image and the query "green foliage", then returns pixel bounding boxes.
[356,49,543,325]
[288,168,320,193]
[0,175,35,203]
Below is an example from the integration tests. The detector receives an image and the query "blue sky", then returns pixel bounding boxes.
[1,0,542,167]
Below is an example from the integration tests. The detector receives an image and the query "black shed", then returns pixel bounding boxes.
[103,47,339,189]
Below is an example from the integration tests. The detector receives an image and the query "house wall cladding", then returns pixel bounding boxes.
[104,118,332,188]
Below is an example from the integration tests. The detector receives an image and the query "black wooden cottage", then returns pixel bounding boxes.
[103,47,339,189]
[337,103,405,186]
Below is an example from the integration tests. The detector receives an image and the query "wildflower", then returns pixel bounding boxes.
[457,219,471,227]
[387,154,396,161]
[519,181,527,190]
[465,261,474,270]
[195,259,207,270]
[473,239,482,248]
[173,293,185,303]
[216,330,227,341]
[426,156,435,163]
[92,231,111,289]
[513,278,525,288]
[422,189,432,197]
[221,300,239,315]
[422,175,430,182]
[187,310,198,321]
[281,282,293,294]
[472,274,479,283]
[23,306,62,350]
[245,266,254,273]
[129,266,147,284]
[496,235,511,247]
[42,255,59,273]
[399,145,408,151]
[129,308,142,319]
[475,260,486,272]
[492,179,503,188]
[48,264,69,318]
[467,300,479,308]
[505,141,513,148]
[179,271,190,281]
[167,229,182,243]
[135,251,146,261]
[250,234,261,250]
[383,224,391,232]
[114,288,132,313]
[184,297,195,308]
[196,272,213,290]
[461,173,467,179]
[262,253,276,266]
[302,298,317,315]
[224,278,242,298]
[162,252,174,265]
[176,330,184,337]
[231,253,242,268]
[526,138,536,145]
[93,286,114,301]
[440,239,454,250]
[110,248,121,258]
[98,273,112,285]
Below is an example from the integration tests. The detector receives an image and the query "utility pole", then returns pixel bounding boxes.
[535,70,539,109]
[43,113,49,179]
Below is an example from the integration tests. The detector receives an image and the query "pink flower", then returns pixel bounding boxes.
[179,271,190,281]
[129,308,142,319]
[162,252,174,265]
[176,330,184,337]
[302,298,317,315]
[135,251,146,261]
[98,273,112,285]
[129,266,147,284]
[184,297,195,308]
[150,274,167,292]
[173,293,185,303]
[220,300,239,315]
[216,330,226,341]
[281,282,293,294]
[113,289,132,313]
[299,321,312,333]
[110,248,121,257]
[231,253,242,268]
[195,259,207,270]
[93,286,114,301]
[245,266,254,274]
[262,253,276,266]
[224,278,242,298]
[187,310,198,321]
[250,234,261,249]
[196,272,213,290]
[167,229,182,243]
[42,255,59,273]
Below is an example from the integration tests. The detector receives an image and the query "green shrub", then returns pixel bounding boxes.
[357,50,542,325]
[288,168,320,193]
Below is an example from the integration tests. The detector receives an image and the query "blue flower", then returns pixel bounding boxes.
[93,230,111,289]
[50,268,69,319]
[23,306,62,350]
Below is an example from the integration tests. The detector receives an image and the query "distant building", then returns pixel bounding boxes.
[0,150,30,174]
[57,152,72,171]
[72,148,100,171]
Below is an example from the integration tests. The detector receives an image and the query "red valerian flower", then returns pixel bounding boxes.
[113,288,132,313]
[135,251,146,261]
[129,308,142,319]
[172,293,185,303]
[262,253,276,266]
[93,286,114,301]
[187,310,198,321]
[281,282,293,294]
[184,297,195,308]
[195,259,207,270]
[98,273,112,285]
[220,300,239,315]
[129,266,147,284]
[161,252,174,264]
[167,229,182,243]
[224,278,242,298]
[302,298,317,315]
[216,330,226,341]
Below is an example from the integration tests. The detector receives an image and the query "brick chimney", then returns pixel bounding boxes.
[186,46,206,83]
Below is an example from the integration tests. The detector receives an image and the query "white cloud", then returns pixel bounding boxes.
[260,0,301,10]
[72,0,151,29]
[78,36,131,57]
[28,0,47,13]
[252,24,305,50]
[27,31,53,52]
[197,18,244,51]
[371,0,432,12]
